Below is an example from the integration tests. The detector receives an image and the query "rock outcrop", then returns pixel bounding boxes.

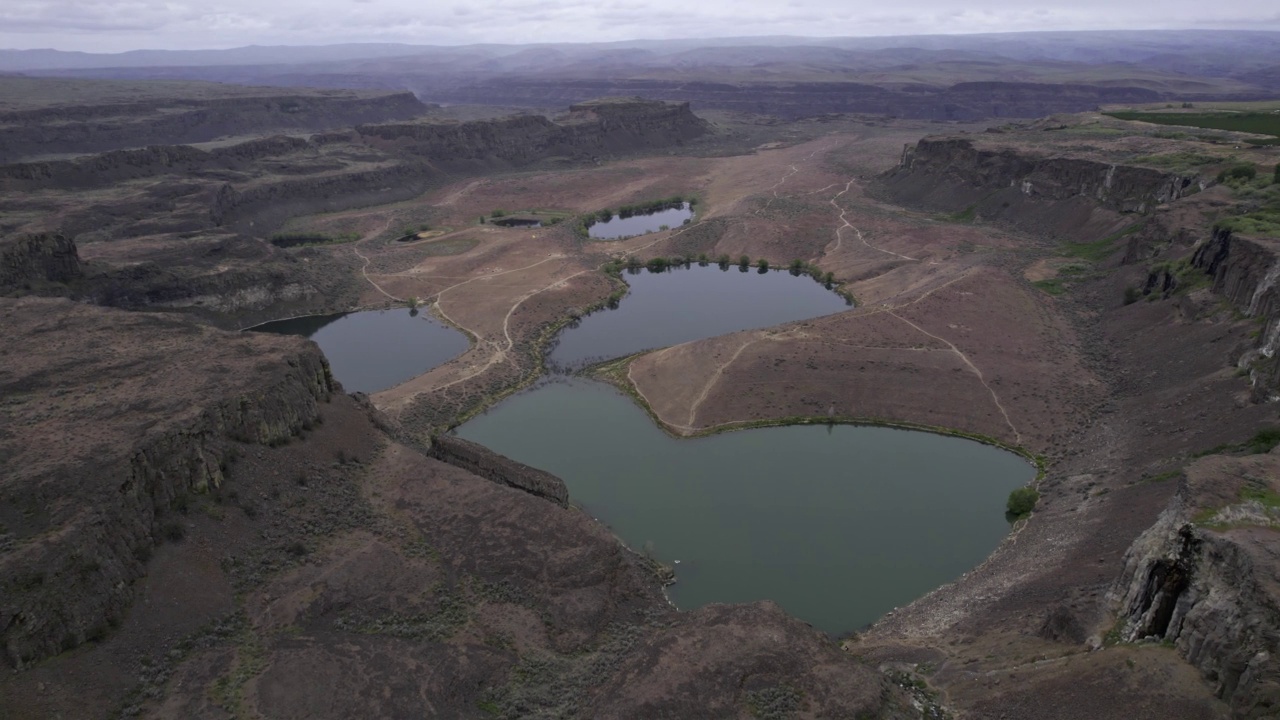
[889,136,1200,215]
[357,98,708,164]
[0,91,428,163]
[425,78,1167,120]
[0,298,336,668]
[1191,229,1280,393]
[0,233,82,293]
[429,435,569,507]
[1111,456,1280,716]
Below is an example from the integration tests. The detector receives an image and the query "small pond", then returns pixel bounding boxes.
[588,202,695,240]
[458,378,1032,635]
[250,308,469,394]
[549,265,849,367]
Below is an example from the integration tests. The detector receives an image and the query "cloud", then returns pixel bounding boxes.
[0,0,1278,52]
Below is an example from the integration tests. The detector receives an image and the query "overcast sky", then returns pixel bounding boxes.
[2,0,1278,53]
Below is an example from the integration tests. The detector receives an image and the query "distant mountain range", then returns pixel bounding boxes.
[3,31,1278,118]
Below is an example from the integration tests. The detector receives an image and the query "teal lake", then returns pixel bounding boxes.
[459,378,1032,634]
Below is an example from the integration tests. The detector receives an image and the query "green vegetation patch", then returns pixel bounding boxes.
[1105,111,1280,139]
[1059,223,1144,263]
[1218,207,1280,237]
[1195,427,1280,457]
[1006,487,1040,518]
[1032,278,1066,295]
[1130,151,1219,173]
[269,232,359,248]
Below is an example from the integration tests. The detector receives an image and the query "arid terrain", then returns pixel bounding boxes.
[4,63,1280,719]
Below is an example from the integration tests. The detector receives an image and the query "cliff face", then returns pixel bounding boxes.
[0,136,313,191]
[357,99,709,164]
[0,298,336,667]
[424,78,1165,120]
[1191,230,1280,393]
[891,137,1199,214]
[0,233,82,293]
[1111,460,1280,716]
[0,91,427,163]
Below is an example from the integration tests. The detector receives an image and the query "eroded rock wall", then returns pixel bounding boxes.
[429,435,569,507]
[1111,490,1280,716]
[0,299,337,668]
[891,137,1199,214]
[0,232,82,293]
[1191,230,1280,392]
[0,91,427,163]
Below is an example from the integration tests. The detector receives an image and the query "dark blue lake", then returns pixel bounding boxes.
[251,308,469,394]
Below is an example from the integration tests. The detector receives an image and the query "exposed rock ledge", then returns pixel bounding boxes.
[1110,453,1280,716]
[429,435,570,507]
[0,297,335,668]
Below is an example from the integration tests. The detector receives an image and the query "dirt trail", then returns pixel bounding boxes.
[352,219,401,301]
[886,310,1022,446]
[826,178,916,261]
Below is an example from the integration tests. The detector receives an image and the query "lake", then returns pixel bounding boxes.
[458,378,1032,635]
[250,308,469,394]
[549,265,849,367]
[588,202,695,240]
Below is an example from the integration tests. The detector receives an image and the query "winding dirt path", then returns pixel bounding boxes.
[826,178,917,261]
[885,310,1022,446]
[352,219,401,301]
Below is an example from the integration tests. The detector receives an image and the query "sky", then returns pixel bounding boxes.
[2,0,1278,53]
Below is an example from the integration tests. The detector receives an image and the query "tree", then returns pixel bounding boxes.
[738,255,751,271]
[1006,487,1040,518]
[757,259,770,274]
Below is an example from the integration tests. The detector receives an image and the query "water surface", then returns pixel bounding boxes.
[549,265,849,367]
[251,308,469,394]
[459,379,1032,635]
[588,203,695,240]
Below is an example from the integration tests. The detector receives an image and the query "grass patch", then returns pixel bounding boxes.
[1105,111,1280,139]
[1194,427,1280,457]
[1148,257,1212,295]
[946,205,976,223]
[1217,208,1280,237]
[1131,151,1219,173]
[1033,278,1066,295]
[1061,223,1144,263]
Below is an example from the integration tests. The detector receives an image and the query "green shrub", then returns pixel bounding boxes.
[491,209,506,218]
[1006,487,1040,517]
[1217,165,1257,183]
[738,255,751,271]
[1274,165,1280,184]
[757,259,770,273]
[1123,286,1143,305]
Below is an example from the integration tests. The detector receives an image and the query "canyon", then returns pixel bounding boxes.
[2,69,1280,719]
